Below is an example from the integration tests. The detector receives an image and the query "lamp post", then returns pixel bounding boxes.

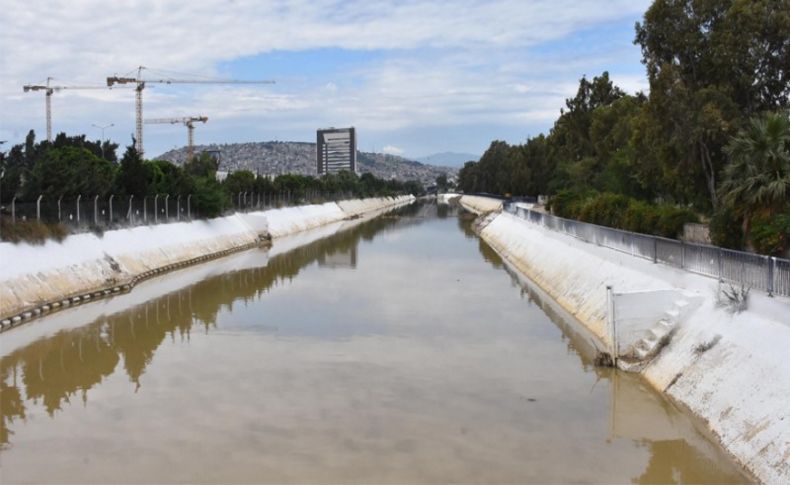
[91,123,114,158]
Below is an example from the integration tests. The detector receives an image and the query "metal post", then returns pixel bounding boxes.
[767,256,774,297]
[11,196,16,223]
[187,194,192,219]
[653,237,658,263]
[606,285,617,367]
[128,195,134,223]
[57,196,62,222]
[108,194,114,225]
[36,195,43,221]
[177,195,181,221]
[143,197,147,223]
[76,195,81,224]
[680,240,685,269]
[718,247,723,281]
[154,194,159,223]
[165,194,170,220]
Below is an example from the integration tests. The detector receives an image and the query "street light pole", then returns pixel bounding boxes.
[91,123,114,158]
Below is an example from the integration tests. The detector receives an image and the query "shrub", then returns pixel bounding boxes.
[709,208,744,250]
[547,189,588,218]
[655,205,699,238]
[749,213,790,256]
[622,199,659,234]
[577,192,631,227]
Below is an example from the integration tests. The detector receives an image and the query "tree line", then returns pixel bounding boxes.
[457,0,789,255]
[0,131,424,220]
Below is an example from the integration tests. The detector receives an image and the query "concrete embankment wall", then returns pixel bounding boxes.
[0,195,414,323]
[457,195,504,214]
[466,199,789,484]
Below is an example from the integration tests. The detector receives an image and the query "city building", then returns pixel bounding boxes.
[316,127,356,174]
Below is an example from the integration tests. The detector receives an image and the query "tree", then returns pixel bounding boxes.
[223,170,256,197]
[634,0,790,209]
[24,146,114,199]
[435,174,448,192]
[115,144,151,196]
[719,112,790,222]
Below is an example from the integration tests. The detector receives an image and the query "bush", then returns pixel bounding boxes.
[655,205,699,238]
[622,199,659,234]
[547,190,699,239]
[547,189,590,218]
[577,192,630,227]
[709,208,744,250]
[749,213,790,256]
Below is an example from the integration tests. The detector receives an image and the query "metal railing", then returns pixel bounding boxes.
[503,203,790,297]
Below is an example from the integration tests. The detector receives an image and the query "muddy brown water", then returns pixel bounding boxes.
[0,203,747,484]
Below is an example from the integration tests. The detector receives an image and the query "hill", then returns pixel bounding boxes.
[416,151,479,167]
[156,141,457,185]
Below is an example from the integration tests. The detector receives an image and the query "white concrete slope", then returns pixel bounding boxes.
[478,209,789,484]
[0,196,414,322]
[458,195,504,214]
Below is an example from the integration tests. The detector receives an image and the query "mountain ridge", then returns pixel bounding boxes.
[156,141,457,185]
[415,151,479,167]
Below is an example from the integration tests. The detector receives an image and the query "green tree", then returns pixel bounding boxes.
[115,144,151,196]
[719,111,790,228]
[24,146,114,199]
[634,0,790,209]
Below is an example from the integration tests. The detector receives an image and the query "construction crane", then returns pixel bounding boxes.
[144,116,208,160]
[23,77,127,142]
[107,66,274,156]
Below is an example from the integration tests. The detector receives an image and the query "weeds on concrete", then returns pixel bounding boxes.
[0,217,68,244]
[715,282,750,313]
[694,335,722,355]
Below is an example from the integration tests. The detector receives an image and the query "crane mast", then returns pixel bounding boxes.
[144,116,208,160]
[108,66,273,156]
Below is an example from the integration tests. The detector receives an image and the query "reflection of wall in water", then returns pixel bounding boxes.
[318,245,358,269]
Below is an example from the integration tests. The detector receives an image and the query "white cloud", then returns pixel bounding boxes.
[0,0,652,155]
[381,145,404,155]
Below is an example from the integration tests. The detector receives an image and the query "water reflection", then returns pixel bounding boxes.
[1,211,417,448]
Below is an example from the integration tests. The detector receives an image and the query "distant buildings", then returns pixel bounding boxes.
[316,127,356,174]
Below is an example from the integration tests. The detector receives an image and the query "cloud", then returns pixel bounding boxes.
[381,145,404,155]
[0,0,652,155]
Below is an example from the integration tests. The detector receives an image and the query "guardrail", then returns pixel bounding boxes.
[503,203,790,297]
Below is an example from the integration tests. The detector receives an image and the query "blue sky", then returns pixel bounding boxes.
[1,0,651,161]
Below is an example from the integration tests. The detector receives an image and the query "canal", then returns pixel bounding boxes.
[0,202,746,483]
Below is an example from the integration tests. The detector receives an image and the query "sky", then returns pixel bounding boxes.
[0,0,652,161]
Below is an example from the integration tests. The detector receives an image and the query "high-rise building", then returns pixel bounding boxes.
[316,127,356,174]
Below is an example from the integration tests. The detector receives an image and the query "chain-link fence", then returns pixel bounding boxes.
[1,190,364,234]
[503,203,790,297]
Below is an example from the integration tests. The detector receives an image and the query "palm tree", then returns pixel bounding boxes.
[720,111,790,219]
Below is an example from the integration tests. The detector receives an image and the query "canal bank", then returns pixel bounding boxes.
[0,196,414,329]
[455,194,789,484]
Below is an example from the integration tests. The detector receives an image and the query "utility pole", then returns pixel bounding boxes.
[91,123,114,158]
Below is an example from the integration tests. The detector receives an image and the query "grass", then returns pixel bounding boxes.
[0,217,69,244]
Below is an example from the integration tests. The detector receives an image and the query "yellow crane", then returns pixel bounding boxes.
[107,66,274,156]
[23,77,126,142]
[144,116,208,160]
